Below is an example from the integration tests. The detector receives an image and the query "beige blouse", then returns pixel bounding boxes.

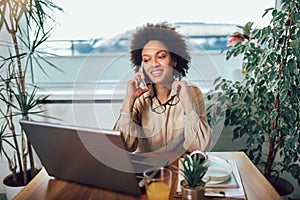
[113,84,212,153]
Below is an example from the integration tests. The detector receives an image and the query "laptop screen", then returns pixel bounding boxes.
[20,119,147,195]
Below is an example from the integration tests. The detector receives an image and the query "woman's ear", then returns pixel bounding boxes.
[173,59,177,67]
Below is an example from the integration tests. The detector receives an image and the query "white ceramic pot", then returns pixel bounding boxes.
[3,172,26,200]
[3,181,24,200]
[2,168,41,200]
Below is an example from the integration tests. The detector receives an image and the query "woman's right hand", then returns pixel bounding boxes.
[128,72,149,97]
[122,72,149,113]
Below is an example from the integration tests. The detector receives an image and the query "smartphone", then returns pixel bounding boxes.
[139,62,147,89]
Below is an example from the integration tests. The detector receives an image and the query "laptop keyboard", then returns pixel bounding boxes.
[129,153,169,172]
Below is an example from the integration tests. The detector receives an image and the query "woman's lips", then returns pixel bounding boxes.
[151,70,163,77]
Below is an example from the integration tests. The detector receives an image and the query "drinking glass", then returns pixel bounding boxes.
[143,167,172,200]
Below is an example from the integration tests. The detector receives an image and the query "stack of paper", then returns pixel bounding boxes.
[177,159,246,198]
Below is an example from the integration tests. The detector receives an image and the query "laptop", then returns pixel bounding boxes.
[19,119,169,196]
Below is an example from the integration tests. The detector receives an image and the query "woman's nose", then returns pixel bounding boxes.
[149,58,160,67]
[144,58,160,68]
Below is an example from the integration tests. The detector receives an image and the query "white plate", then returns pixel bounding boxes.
[202,155,232,184]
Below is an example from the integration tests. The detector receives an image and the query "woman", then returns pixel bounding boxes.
[113,22,212,153]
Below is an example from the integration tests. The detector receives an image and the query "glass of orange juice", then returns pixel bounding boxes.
[143,167,172,200]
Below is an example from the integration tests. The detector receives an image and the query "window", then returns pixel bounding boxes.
[33,0,276,96]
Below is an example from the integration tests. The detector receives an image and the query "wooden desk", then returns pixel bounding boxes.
[14,152,282,200]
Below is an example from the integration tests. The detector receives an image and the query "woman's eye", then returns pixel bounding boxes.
[158,55,166,59]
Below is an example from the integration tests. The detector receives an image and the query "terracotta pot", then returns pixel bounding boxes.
[180,180,205,200]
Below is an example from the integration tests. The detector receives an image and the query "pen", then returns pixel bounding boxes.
[174,190,226,198]
[205,188,226,197]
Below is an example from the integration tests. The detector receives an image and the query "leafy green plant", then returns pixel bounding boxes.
[0,0,62,186]
[180,153,208,188]
[206,0,300,187]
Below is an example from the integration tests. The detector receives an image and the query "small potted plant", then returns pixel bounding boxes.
[180,151,209,200]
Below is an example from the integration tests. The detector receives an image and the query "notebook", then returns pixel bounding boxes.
[19,119,169,196]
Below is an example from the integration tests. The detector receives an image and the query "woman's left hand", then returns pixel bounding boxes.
[171,80,193,114]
